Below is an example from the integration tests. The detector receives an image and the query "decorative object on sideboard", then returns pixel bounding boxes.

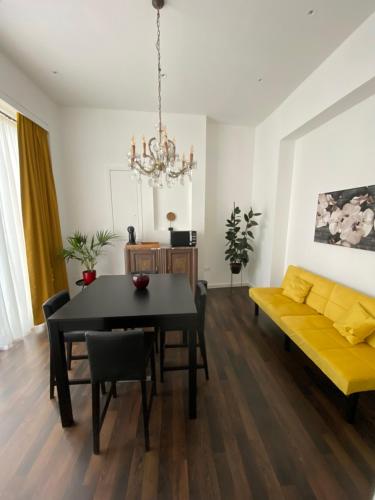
[314,185,375,252]
[127,225,136,244]
[127,0,197,188]
[61,230,118,285]
[132,273,150,290]
[170,230,197,247]
[167,211,176,231]
[225,203,261,274]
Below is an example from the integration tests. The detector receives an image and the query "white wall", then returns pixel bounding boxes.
[60,107,207,289]
[205,121,254,287]
[250,12,375,293]
[60,110,255,290]
[286,96,375,295]
[0,51,64,216]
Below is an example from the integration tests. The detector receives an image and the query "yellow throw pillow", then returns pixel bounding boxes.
[367,332,375,348]
[282,276,312,304]
[333,302,375,345]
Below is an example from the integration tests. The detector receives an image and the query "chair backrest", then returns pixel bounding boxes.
[85,330,148,382]
[195,281,207,332]
[42,290,70,321]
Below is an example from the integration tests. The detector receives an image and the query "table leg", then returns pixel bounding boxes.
[49,322,74,427]
[188,329,197,419]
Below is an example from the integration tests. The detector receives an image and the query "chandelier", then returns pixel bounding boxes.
[128,0,197,188]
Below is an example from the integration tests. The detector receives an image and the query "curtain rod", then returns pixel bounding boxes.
[0,109,16,123]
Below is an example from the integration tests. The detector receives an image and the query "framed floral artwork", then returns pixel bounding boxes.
[314,185,375,251]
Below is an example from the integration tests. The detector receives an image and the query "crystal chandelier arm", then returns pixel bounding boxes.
[132,158,157,175]
[147,137,157,160]
[167,160,195,178]
[167,138,176,159]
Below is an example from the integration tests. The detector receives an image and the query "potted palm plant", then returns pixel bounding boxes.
[225,203,261,274]
[62,230,118,284]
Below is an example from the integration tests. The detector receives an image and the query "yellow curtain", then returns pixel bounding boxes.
[17,113,68,325]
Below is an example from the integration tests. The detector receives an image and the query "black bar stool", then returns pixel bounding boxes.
[159,280,209,381]
[85,330,156,453]
[43,290,93,399]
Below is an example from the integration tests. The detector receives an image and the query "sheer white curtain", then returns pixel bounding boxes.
[0,114,33,350]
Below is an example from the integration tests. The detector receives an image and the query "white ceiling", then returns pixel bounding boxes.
[0,0,374,125]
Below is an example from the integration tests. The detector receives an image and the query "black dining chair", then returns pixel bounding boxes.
[85,329,156,454]
[43,290,92,399]
[159,280,209,381]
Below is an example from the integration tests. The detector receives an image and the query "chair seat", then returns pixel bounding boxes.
[64,331,86,342]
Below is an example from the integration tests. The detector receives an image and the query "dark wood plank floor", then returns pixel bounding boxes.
[1,287,375,499]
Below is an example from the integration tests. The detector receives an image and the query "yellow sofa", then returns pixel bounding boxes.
[249,265,375,421]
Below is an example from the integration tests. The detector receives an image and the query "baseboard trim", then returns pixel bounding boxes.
[207,282,250,289]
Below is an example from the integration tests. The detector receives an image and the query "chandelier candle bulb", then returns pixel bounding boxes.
[190,146,194,162]
[142,136,146,156]
[131,136,136,158]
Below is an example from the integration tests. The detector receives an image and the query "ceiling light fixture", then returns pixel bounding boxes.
[307,9,315,16]
[128,0,196,188]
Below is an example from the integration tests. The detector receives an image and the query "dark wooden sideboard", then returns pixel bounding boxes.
[125,244,198,290]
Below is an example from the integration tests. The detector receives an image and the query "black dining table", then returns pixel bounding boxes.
[47,273,198,427]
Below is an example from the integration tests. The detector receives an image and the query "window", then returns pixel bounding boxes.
[0,106,33,349]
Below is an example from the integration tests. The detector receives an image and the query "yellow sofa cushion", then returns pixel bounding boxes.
[282,275,312,303]
[311,344,375,394]
[333,302,375,345]
[281,265,335,314]
[281,314,335,334]
[367,332,375,348]
[281,316,352,349]
[280,316,375,394]
[249,287,316,314]
[249,287,318,330]
[324,283,375,322]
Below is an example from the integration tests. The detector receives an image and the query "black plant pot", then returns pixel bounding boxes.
[230,262,242,274]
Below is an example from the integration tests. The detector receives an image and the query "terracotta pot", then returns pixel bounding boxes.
[132,273,150,290]
[230,262,242,274]
[82,270,96,285]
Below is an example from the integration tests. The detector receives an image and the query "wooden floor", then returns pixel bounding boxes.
[1,287,375,500]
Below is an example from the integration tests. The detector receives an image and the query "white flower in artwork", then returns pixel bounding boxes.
[316,210,330,228]
[341,203,361,218]
[339,207,374,246]
[316,193,335,228]
[328,206,343,235]
[361,208,375,237]
[350,194,370,206]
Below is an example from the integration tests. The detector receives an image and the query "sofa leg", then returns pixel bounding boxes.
[254,303,259,317]
[284,335,291,352]
[346,393,359,423]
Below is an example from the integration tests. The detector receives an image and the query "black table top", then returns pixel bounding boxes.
[49,274,197,323]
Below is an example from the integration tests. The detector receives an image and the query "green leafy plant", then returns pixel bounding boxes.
[225,204,261,268]
[61,230,118,271]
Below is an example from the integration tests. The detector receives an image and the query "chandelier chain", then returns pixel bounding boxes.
[127,2,196,186]
[156,8,162,143]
